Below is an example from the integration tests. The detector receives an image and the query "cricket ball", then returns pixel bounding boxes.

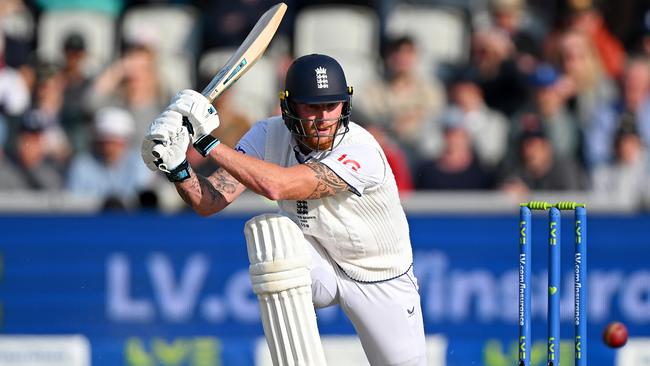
[603,321,628,348]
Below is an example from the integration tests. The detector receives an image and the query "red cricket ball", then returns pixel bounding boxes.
[603,321,628,348]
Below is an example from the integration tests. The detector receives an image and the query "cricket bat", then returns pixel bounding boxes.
[201,2,287,102]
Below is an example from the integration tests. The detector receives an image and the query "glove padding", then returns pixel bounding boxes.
[169,89,221,156]
[141,110,190,174]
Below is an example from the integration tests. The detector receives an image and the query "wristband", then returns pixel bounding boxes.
[193,134,221,157]
[165,159,191,182]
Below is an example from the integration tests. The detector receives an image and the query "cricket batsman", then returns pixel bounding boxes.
[141,54,427,365]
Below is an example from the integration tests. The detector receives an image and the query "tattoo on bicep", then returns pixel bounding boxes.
[305,161,349,199]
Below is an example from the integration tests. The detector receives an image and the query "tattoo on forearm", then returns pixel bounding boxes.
[305,161,349,199]
[198,175,224,203]
[208,169,240,195]
[176,168,240,208]
[177,177,199,205]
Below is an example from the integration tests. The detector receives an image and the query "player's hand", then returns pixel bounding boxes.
[141,110,192,182]
[144,108,183,146]
[168,89,221,156]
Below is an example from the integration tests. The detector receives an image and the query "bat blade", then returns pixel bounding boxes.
[201,2,287,102]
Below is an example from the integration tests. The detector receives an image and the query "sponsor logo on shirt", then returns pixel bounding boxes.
[337,154,360,172]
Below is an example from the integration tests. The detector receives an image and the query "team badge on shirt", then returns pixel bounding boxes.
[296,200,308,214]
[295,200,315,228]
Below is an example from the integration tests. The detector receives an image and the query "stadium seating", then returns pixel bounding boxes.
[293,5,381,90]
[37,10,116,75]
[385,4,469,79]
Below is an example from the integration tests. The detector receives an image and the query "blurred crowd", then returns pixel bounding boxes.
[0,0,649,211]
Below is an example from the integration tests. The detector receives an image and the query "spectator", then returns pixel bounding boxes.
[585,56,650,168]
[0,114,24,191]
[60,32,93,154]
[470,27,529,118]
[0,0,34,68]
[0,32,30,140]
[365,123,414,194]
[20,61,71,164]
[87,42,167,148]
[356,35,445,164]
[201,0,295,52]
[489,0,545,73]
[555,30,618,130]
[500,124,586,193]
[65,107,153,207]
[592,116,649,206]
[414,113,495,191]
[444,66,509,169]
[511,64,581,161]
[348,109,413,194]
[1,111,64,191]
[567,0,626,80]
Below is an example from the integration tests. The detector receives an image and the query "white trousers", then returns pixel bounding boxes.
[305,238,427,366]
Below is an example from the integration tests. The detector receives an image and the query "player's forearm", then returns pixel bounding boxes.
[208,144,303,200]
[175,171,230,216]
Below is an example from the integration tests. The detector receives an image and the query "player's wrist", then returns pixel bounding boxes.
[193,134,221,157]
[165,159,191,182]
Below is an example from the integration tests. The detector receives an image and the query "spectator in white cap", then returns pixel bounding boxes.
[65,106,154,208]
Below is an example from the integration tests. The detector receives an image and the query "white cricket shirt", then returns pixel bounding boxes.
[235,116,413,282]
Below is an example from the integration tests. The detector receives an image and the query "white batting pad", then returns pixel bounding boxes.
[244,214,327,366]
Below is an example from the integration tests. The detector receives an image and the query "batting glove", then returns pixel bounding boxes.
[141,110,192,182]
[169,89,221,156]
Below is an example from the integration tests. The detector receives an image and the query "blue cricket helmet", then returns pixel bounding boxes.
[280,54,353,152]
[283,54,352,104]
